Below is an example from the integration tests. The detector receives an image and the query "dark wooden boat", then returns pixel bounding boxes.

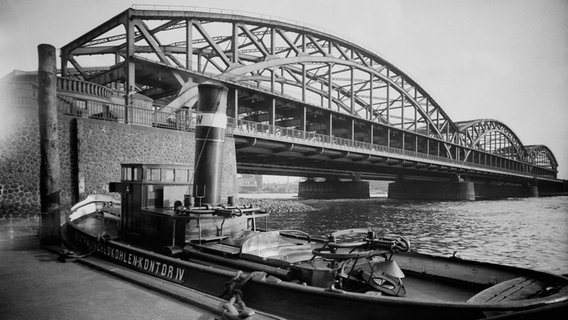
[62,83,568,320]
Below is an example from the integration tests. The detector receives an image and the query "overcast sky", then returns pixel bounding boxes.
[1,0,567,178]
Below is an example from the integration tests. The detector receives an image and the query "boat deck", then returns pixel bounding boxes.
[404,275,477,302]
[71,214,480,303]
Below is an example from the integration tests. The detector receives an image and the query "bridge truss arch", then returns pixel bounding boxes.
[525,145,558,172]
[60,6,459,142]
[453,120,558,173]
[455,119,527,161]
[59,6,559,178]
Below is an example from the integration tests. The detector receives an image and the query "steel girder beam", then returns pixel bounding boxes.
[59,7,558,172]
[233,135,546,183]
[59,8,458,142]
[224,53,444,133]
[60,9,130,74]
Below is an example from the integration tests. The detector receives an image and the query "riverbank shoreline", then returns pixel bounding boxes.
[239,192,388,213]
[239,197,316,213]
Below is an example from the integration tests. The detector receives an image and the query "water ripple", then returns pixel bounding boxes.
[268,196,568,274]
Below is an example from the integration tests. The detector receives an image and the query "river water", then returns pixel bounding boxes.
[2,195,566,275]
[266,195,568,275]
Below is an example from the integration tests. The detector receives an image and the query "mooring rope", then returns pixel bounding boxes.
[219,270,266,320]
[58,232,109,263]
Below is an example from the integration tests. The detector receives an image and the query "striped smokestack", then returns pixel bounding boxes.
[193,83,228,205]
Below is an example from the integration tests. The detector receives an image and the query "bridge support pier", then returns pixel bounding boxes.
[298,177,370,199]
[388,177,542,201]
[473,182,538,200]
[388,178,475,201]
[535,180,568,197]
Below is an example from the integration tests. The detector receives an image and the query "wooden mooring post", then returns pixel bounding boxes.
[38,44,61,246]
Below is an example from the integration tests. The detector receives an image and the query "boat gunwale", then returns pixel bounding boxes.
[65,214,568,312]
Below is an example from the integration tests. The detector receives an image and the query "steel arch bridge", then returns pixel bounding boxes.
[60,6,558,180]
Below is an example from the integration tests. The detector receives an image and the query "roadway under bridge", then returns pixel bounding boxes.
[53,6,565,200]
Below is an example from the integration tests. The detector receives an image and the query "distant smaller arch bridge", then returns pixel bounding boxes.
[526,145,558,171]
[455,119,526,161]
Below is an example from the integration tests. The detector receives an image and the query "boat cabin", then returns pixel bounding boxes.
[109,163,268,250]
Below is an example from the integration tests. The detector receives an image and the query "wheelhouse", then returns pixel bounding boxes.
[110,163,268,250]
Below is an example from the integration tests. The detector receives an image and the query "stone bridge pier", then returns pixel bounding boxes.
[298,177,370,199]
[388,175,540,201]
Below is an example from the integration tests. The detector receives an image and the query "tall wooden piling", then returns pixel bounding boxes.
[38,44,61,246]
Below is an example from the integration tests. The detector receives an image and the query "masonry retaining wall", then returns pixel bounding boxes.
[0,86,237,221]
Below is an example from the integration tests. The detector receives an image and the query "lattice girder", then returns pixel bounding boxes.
[455,119,528,162]
[57,7,561,174]
[60,7,459,143]
[526,145,558,171]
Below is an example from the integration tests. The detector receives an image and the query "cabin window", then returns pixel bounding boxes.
[122,167,132,181]
[132,167,142,181]
[150,168,161,181]
[163,169,175,182]
[176,169,189,182]
[144,185,161,208]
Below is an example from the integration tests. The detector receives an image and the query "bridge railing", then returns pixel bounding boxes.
[226,118,557,179]
[56,96,195,130]
[228,118,465,165]
[57,77,113,99]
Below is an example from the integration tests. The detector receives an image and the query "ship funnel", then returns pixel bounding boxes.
[193,83,228,205]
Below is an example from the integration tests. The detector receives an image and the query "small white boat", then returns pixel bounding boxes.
[69,194,120,221]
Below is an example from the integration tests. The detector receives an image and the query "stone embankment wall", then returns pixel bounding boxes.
[1,93,43,217]
[74,118,237,201]
[239,198,315,213]
[0,84,237,220]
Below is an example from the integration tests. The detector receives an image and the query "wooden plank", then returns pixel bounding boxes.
[467,277,545,303]
[193,243,241,255]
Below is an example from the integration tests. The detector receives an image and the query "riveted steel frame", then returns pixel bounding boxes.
[59,8,558,175]
[526,145,558,171]
[60,9,456,138]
